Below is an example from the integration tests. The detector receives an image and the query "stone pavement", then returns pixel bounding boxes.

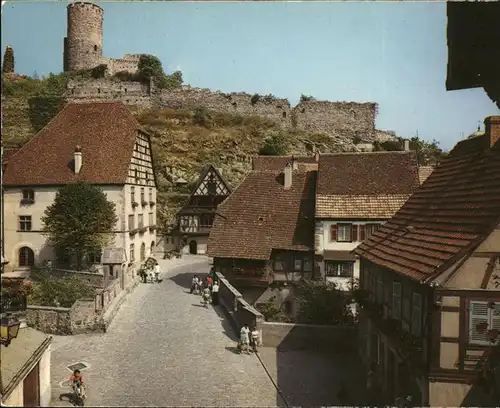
[49,255,285,407]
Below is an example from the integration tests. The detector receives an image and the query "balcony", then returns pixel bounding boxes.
[179,225,212,235]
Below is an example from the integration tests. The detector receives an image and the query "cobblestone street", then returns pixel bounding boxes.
[50,255,284,407]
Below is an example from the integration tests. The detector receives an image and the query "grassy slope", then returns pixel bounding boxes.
[2,76,350,228]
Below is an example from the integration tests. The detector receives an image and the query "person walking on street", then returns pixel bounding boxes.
[202,287,211,308]
[154,263,160,282]
[211,281,220,305]
[239,324,251,354]
[250,327,259,353]
[190,275,200,294]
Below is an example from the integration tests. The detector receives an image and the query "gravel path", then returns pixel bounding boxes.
[50,255,283,407]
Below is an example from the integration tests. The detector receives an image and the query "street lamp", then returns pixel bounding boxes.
[0,316,21,347]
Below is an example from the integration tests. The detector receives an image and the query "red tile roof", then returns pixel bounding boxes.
[316,152,420,219]
[207,169,316,260]
[2,148,20,163]
[354,134,500,282]
[252,155,318,171]
[418,165,435,184]
[4,102,140,186]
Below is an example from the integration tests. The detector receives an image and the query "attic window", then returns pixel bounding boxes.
[258,216,264,222]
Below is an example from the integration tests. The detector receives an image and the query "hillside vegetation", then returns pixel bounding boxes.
[2,62,446,229]
[2,72,346,229]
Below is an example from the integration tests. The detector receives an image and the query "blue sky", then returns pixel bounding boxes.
[2,1,498,150]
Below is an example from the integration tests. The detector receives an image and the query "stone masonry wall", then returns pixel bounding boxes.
[26,275,129,335]
[66,79,384,141]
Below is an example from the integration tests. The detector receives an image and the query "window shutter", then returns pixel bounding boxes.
[330,224,338,242]
[411,293,422,336]
[491,303,500,331]
[352,225,358,242]
[469,301,489,345]
[359,225,366,241]
[392,282,402,319]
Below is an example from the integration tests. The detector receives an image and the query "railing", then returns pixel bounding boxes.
[1,292,28,314]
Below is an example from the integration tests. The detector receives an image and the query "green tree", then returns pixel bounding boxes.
[295,280,354,325]
[164,70,183,89]
[259,132,290,155]
[137,54,165,86]
[41,182,118,270]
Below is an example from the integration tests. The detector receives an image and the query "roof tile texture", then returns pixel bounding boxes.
[207,169,316,259]
[4,102,139,186]
[316,152,420,219]
[355,135,500,281]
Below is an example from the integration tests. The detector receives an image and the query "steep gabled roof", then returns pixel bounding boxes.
[178,164,232,214]
[3,101,140,186]
[252,155,318,171]
[354,134,500,282]
[207,169,316,260]
[316,152,420,219]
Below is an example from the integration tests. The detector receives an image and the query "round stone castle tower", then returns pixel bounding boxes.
[63,2,104,72]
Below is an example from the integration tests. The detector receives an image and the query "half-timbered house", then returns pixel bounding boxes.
[174,165,231,255]
[3,101,158,285]
[353,116,500,407]
[207,155,317,311]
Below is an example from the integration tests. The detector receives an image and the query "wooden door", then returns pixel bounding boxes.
[23,362,40,407]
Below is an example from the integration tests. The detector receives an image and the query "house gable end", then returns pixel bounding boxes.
[126,131,155,187]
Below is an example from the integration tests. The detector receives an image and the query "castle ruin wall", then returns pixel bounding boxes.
[292,100,377,139]
[65,79,387,141]
[159,87,291,125]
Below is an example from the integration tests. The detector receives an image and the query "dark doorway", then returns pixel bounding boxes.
[189,240,198,255]
[23,362,40,406]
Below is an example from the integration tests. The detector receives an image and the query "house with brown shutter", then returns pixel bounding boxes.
[172,164,232,255]
[353,116,500,407]
[314,150,421,290]
[207,155,317,309]
[2,102,158,282]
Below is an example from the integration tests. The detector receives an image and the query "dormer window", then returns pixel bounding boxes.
[21,189,35,204]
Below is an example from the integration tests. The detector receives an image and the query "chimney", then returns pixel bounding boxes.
[404,139,410,151]
[485,116,500,148]
[314,149,320,162]
[283,162,293,189]
[74,145,82,174]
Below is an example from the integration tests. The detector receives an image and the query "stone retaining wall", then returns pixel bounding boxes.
[215,272,357,350]
[216,272,264,337]
[26,276,132,335]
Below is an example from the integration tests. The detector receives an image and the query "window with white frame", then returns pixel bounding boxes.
[149,212,154,226]
[392,282,402,319]
[130,186,135,203]
[22,189,35,202]
[19,215,32,231]
[325,261,354,278]
[129,244,135,262]
[128,214,135,230]
[411,293,422,336]
[337,224,352,242]
[469,301,500,345]
[273,257,284,271]
[149,188,153,202]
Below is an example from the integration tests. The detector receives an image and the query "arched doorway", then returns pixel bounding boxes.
[189,240,198,255]
[19,246,35,267]
[140,243,146,261]
[150,241,155,256]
